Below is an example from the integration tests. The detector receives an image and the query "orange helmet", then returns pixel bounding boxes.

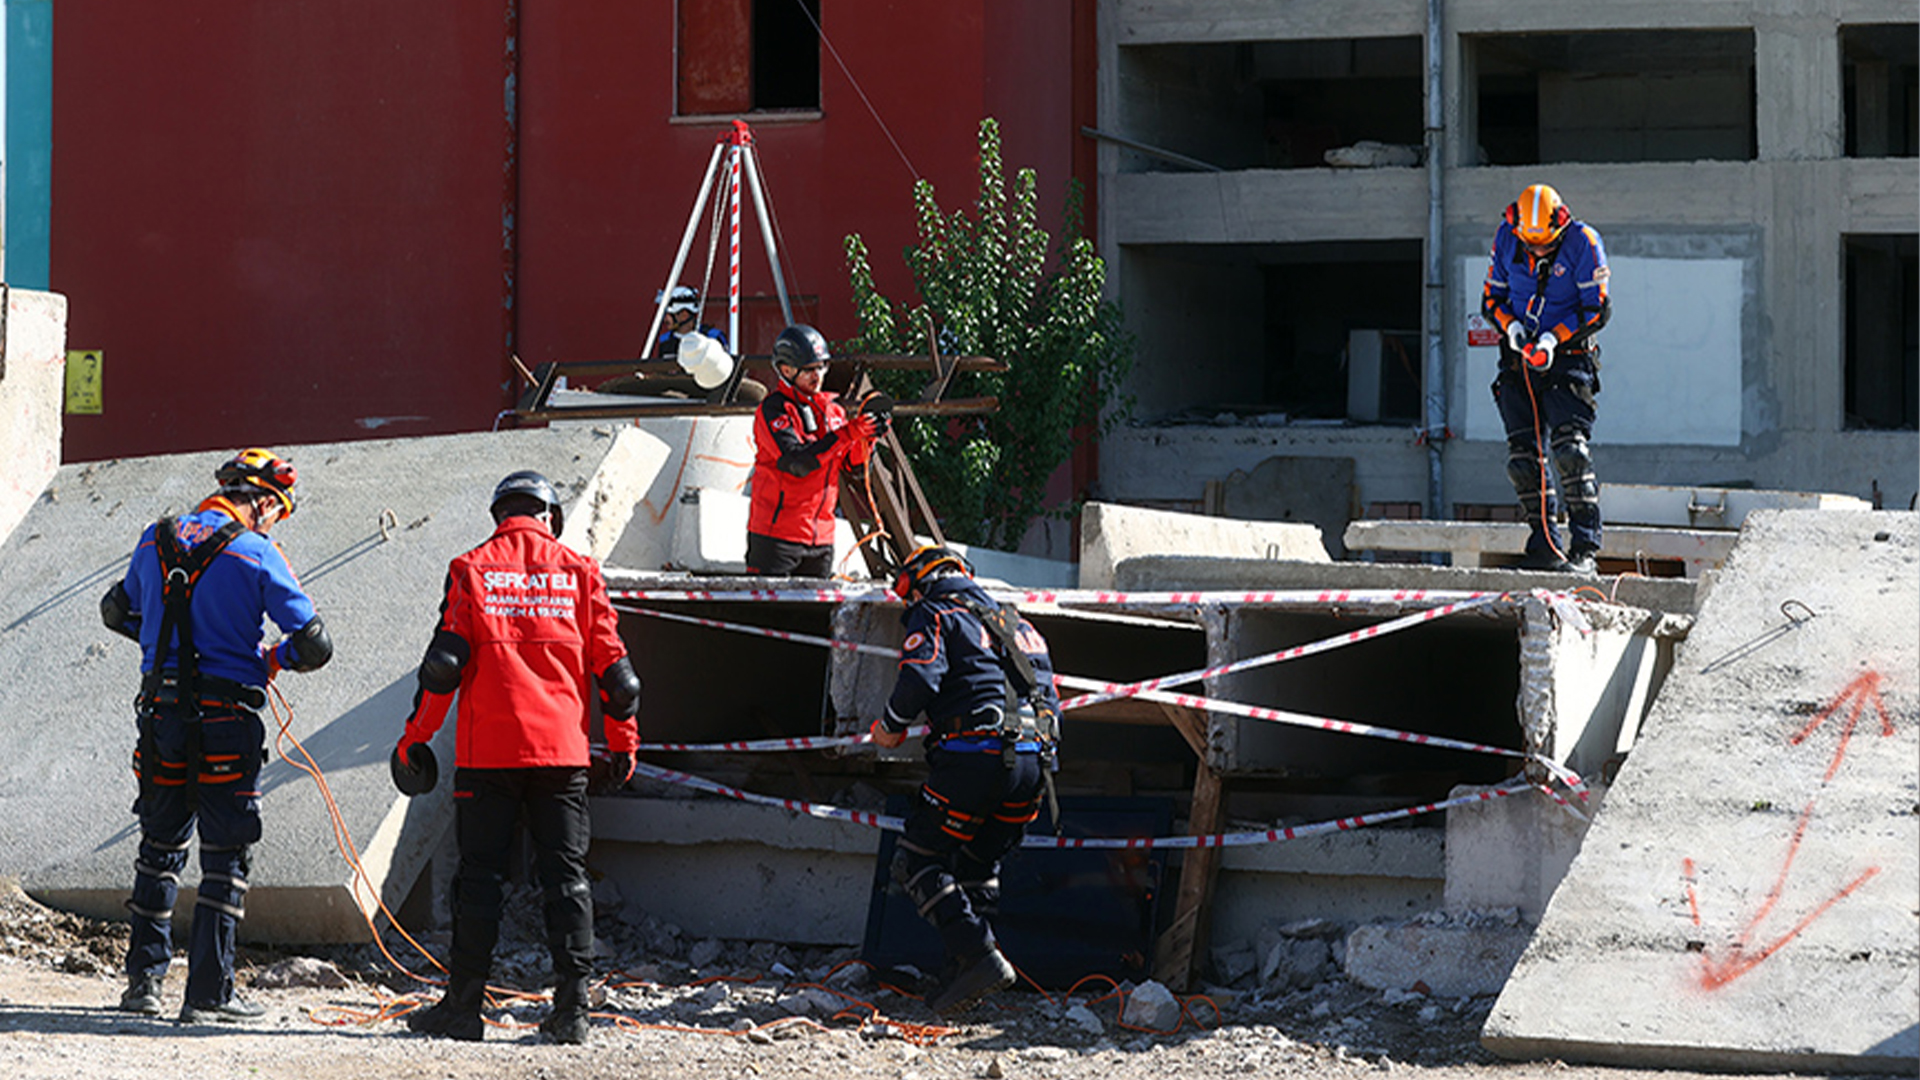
[890,544,972,600]
[215,448,298,516]
[1509,184,1570,247]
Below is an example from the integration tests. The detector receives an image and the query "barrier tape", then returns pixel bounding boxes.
[609,586,1506,608]
[627,759,1535,849]
[617,600,1529,762]
[1058,594,1503,711]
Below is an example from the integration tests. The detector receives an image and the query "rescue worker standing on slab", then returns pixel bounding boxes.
[103,448,333,1023]
[746,324,880,576]
[391,471,640,1045]
[1482,183,1612,574]
[870,546,1062,1016]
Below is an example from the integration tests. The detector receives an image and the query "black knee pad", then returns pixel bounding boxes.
[1550,426,1597,503]
[1506,448,1544,499]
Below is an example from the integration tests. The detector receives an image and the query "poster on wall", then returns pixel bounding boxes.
[64,350,103,415]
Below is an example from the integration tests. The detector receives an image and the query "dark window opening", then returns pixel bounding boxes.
[1844,234,1919,431]
[677,0,819,116]
[1115,37,1423,173]
[1262,243,1423,421]
[1467,30,1755,165]
[1842,24,1918,158]
[753,0,820,111]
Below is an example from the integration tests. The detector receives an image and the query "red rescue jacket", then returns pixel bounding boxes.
[749,384,868,545]
[403,516,636,768]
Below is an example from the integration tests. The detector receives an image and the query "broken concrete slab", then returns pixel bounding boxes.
[0,290,69,549]
[0,426,670,942]
[1079,501,1328,590]
[1346,911,1533,998]
[1483,510,1919,1074]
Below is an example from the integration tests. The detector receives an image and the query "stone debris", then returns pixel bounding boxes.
[1063,1002,1105,1035]
[252,956,350,990]
[1120,979,1182,1031]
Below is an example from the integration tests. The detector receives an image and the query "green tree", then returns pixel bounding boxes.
[844,118,1133,551]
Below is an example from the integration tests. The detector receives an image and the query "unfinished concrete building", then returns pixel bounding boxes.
[1094,0,1919,543]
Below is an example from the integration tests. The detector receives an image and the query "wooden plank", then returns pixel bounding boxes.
[517,397,998,424]
[1153,756,1225,993]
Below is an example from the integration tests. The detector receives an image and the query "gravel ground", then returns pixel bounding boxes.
[0,879,1849,1080]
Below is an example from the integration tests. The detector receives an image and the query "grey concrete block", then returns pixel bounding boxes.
[1344,918,1532,998]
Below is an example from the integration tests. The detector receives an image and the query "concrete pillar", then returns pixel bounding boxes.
[0,289,68,547]
[1754,12,1843,161]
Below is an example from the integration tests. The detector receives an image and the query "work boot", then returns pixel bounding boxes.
[538,977,591,1045]
[927,944,1015,1017]
[177,996,265,1024]
[406,977,486,1042]
[1564,547,1599,576]
[118,972,164,1016]
[1517,548,1570,572]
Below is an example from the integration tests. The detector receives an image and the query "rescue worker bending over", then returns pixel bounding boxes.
[392,470,640,1045]
[746,324,880,576]
[103,448,332,1023]
[1481,182,1612,574]
[870,545,1062,1016]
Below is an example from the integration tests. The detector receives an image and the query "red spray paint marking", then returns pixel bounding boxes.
[1688,670,1897,991]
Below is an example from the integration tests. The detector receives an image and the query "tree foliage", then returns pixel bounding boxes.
[843,119,1133,550]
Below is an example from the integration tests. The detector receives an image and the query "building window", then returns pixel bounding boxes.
[1263,242,1423,421]
[1465,30,1755,165]
[1114,37,1424,172]
[1842,24,1918,158]
[678,0,820,117]
[1844,234,1919,431]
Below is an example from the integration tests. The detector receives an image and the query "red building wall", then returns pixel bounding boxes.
[49,1,1091,463]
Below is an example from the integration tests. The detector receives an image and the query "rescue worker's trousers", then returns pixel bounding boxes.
[448,766,595,985]
[126,703,265,1009]
[894,744,1043,964]
[1491,358,1602,557]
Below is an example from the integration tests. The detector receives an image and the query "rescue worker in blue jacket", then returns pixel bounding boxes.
[869,545,1061,1016]
[1481,183,1612,574]
[100,448,332,1023]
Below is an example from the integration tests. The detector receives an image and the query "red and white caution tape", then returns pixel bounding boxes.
[618,600,1529,762]
[625,758,1537,849]
[1058,594,1503,711]
[609,586,1507,608]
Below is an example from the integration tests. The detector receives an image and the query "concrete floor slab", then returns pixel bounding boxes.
[0,427,664,941]
[1482,511,1919,1073]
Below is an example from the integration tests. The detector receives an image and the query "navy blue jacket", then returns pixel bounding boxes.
[882,575,1061,740]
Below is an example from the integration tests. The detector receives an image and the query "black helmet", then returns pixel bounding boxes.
[891,544,973,600]
[215,448,299,517]
[771,324,831,373]
[491,469,564,533]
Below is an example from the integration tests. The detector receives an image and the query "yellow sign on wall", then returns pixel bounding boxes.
[65,350,104,415]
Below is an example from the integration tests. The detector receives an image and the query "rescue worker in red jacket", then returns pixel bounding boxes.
[746,324,880,576]
[391,471,641,1045]
[1481,182,1612,574]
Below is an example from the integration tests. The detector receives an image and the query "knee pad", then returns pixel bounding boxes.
[1550,426,1597,504]
[1505,447,1545,499]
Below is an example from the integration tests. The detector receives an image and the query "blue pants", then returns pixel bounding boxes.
[1491,359,1602,557]
[894,745,1043,963]
[126,704,264,1008]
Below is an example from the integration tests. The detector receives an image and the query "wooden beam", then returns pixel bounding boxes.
[1152,700,1224,993]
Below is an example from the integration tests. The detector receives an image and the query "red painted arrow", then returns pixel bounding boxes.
[1688,669,1898,990]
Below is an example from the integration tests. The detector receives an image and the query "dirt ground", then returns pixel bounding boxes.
[0,879,1866,1080]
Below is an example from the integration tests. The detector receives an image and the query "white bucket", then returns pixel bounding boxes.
[676,332,735,390]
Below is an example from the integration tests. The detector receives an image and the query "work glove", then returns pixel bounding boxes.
[260,643,284,681]
[869,718,907,750]
[848,413,878,445]
[1524,332,1558,371]
[1505,320,1528,353]
[589,750,635,795]
[389,741,439,797]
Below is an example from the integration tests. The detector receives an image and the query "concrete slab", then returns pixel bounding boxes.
[0,290,68,549]
[1080,501,1329,590]
[1343,519,1737,578]
[1482,511,1919,1074]
[0,426,669,942]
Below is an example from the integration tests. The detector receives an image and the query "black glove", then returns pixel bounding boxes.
[389,742,439,797]
[589,751,635,795]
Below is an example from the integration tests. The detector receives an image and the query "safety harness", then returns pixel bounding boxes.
[137,516,247,807]
[951,595,1063,832]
